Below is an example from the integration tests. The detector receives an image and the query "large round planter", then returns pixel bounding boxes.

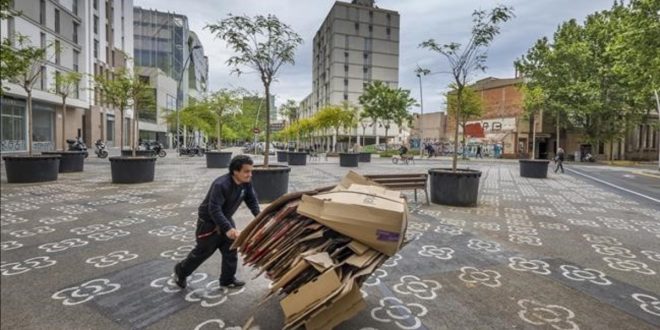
[287,152,307,166]
[121,149,156,157]
[251,165,291,203]
[206,151,232,168]
[42,151,85,173]
[3,155,60,183]
[339,153,359,167]
[428,168,482,207]
[519,159,550,178]
[358,152,372,163]
[277,151,288,163]
[109,156,157,184]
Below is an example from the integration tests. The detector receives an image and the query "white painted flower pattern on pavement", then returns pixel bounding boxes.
[517,299,579,330]
[151,272,207,293]
[467,239,501,253]
[603,257,656,275]
[418,245,454,260]
[459,267,502,288]
[393,275,441,300]
[559,265,611,285]
[1,256,57,276]
[1,240,23,251]
[582,234,621,246]
[640,250,660,263]
[185,281,245,307]
[193,319,243,330]
[364,269,388,286]
[38,238,88,253]
[160,245,194,261]
[383,254,402,267]
[371,297,428,329]
[508,257,551,275]
[631,293,660,317]
[85,250,138,268]
[591,244,636,258]
[52,279,120,305]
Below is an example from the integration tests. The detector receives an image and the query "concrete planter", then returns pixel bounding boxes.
[42,151,85,173]
[206,151,233,168]
[428,168,482,207]
[339,153,359,167]
[3,155,60,183]
[358,152,372,162]
[519,159,550,178]
[276,151,288,163]
[121,149,156,157]
[109,156,157,184]
[251,165,291,203]
[287,152,307,166]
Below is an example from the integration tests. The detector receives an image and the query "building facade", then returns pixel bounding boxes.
[132,7,208,145]
[301,0,401,148]
[410,111,448,146]
[1,0,133,152]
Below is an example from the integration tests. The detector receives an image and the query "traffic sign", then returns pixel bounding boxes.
[253,127,261,134]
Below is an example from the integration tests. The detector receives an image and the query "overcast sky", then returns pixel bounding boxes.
[134,0,613,113]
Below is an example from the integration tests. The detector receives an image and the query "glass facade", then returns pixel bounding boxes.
[1,97,26,152]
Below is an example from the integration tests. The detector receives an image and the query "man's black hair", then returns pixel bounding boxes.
[229,155,254,174]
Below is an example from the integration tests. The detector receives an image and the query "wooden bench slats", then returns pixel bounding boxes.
[364,173,429,204]
[365,174,426,179]
[369,178,426,184]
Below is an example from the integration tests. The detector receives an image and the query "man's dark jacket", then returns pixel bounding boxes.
[198,173,260,233]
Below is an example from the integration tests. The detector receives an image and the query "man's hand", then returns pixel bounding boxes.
[226,228,240,240]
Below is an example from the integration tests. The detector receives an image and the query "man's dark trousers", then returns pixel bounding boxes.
[178,218,237,284]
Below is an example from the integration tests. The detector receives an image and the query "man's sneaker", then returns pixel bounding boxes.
[173,264,186,289]
[220,279,245,288]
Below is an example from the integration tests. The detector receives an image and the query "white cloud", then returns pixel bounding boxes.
[134,0,612,110]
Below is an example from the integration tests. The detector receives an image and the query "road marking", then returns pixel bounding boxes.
[567,168,660,204]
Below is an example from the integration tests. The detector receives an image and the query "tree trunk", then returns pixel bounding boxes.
[61,96,67,151]
[531,111,537,160]
[132,106,139,157]
[216,119,221,150]
[556,110,560,154]
[264,84,271,166]
[119,105,125,152]
[609,139,614,162]
[27,90,33,155]
[335,128,339,152]
[452,92,461,172]
[384,127,389,151]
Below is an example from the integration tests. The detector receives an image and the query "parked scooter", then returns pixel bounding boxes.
[149,141,167,158]
[179,145,205,157]
[94,139,108,158]
[66,137,89,158]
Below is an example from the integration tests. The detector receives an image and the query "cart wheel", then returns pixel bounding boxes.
[392,158,398,164]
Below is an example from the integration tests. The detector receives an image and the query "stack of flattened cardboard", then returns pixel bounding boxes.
[233,171,409,330]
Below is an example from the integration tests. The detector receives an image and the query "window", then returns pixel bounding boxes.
[368,25,373,32]
[1,98,27,152]
[73,50,79,72]
[363,66,368,73]
[54,71,61,92]
[387,13,391,21]
[106,115,114,142]
[386,27,391,35]
[73,22,79,43]
[40,0,45,24]
[363,53,368,59]
[72,0,78,15]
[344,65,349,72]
[40,32,46,48]
[54,40,60,64]
[93,0,98,10]
[55,9,60,33]
[40,66,46,90]
[106,24,110,42]
[94,15,99,34]
[344,51,348,58]
[369,11,373,18]
[344,79,348,86]
[7,17,15,43]
[94,40,99,58]
[354,23,359,31]
[344,94,348,100]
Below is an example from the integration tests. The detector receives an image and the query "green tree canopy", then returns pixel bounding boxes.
[207,14,303,165]
[358,81,416,149]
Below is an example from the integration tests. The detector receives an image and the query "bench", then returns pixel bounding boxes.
[364,173,429,204]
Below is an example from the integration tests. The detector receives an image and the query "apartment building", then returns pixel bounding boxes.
[301,0,401,148]
[0,0,133,152]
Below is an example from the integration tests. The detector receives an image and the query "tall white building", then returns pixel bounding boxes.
[1,0,134,152]
[302,0,401,148]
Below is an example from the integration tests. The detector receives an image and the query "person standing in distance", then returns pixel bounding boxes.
[174,155,260,288]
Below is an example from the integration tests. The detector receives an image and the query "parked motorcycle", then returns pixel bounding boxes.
[179,145,205,157]
[150,141,167,158]
[94,139,108,158]
[66,137,89,158]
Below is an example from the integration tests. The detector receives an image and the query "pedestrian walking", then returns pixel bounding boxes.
[173,155,260,289]
[476,145,483,158]
[554,147,565,173]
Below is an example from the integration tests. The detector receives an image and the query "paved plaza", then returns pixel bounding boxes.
[1,151,659,330]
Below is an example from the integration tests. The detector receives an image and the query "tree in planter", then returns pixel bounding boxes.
[165,99,215,141]
[51,71,83,151]
[279,99,299,149]
[358,81,416,150]
[94,68,155,157]
[519,84,546,160]
[208,89,242,150]
[445,84,483,158]
[341,103,359,151]
[207,14,302,166]
[421,5,514,170]
[315,106,346,152]
[3,36,52,154]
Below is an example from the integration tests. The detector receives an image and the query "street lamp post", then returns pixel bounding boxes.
[415,66,430,156]
[176,44,201,155]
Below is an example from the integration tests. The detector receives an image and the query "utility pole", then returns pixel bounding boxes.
[415,66,430,155]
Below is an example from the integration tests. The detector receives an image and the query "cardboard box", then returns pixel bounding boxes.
[297,185,408,256]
